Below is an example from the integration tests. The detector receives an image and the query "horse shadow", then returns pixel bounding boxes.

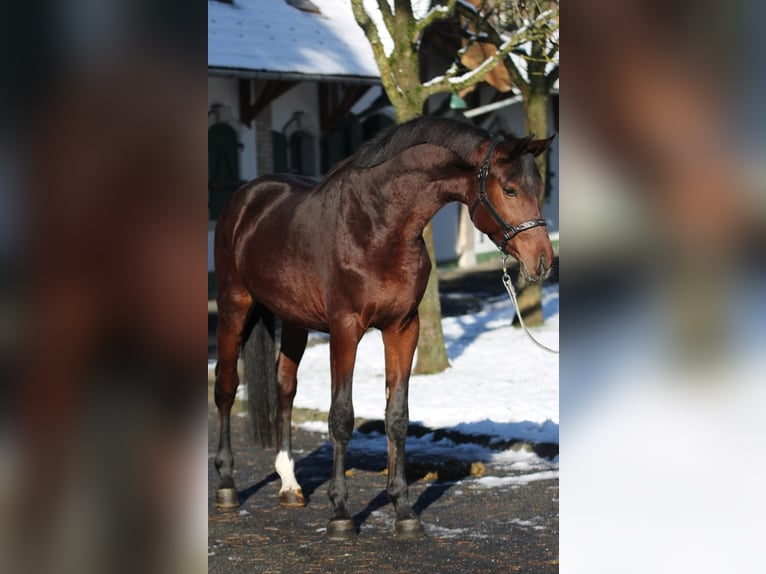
[317,435,474,531]
[234,429,471,529]
[235,418,558,532]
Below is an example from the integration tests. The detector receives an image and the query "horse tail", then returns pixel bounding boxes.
[242,304,279,450]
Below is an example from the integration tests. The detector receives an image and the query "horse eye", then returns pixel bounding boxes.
[503,187,517,197]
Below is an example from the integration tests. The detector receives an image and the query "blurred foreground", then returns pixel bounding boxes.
[562,1,766,572]
[1,2,207,573]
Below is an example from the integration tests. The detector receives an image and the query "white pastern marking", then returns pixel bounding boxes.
[275,450,300,492]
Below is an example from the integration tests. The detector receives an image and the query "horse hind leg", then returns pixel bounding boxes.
[274,322,308,507]
[213,291,251,509]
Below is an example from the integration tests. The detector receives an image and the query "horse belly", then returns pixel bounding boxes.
[268,296,329,333]
[243,267,329,332]
[365,279,425,330]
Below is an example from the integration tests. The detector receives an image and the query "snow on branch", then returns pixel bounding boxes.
[421,8,557,97]
[351,0,398,92]
[375,0,395,38]
[414,0,457,36]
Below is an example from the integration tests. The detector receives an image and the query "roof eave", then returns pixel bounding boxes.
[208,66,381,85]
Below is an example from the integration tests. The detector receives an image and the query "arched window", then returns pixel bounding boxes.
[280,112,318,176]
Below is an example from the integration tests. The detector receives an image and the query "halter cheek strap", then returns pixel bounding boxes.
[469,136,547,253]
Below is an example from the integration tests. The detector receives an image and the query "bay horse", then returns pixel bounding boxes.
[213,116,554,540]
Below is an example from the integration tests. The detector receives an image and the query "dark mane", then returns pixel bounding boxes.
[352,116,489,169]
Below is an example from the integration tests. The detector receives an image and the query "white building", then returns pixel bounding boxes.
[207,0,558,286]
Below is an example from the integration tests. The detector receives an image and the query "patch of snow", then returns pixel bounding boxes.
[297,420,328,434]
[426,524,488,540]
[491,448,557,473]
[470,470,559,488]
[426,524,466,539]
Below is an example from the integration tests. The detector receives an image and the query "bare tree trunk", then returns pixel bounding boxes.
[414,222,450,374]
[526,91,549,202]
[513,90,549,327]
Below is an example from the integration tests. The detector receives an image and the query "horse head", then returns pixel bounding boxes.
[469,134,556,283]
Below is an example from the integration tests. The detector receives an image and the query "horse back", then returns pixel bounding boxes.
[217,174,315,243]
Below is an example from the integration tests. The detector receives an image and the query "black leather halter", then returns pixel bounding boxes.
[468,137,548,253]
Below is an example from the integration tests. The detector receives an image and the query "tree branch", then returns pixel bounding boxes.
[546,65,559,91]
[394,0,413,19]
[375,0,395,39]
[504,51,531,99]
[422,35,516,96]
[414,0,457,37]
[422,8,556,98]
[455,2,558,98]
[350,0,400,97]
[547,42,559,61]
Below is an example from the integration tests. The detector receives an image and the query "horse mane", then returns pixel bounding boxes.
[351,116,489,169]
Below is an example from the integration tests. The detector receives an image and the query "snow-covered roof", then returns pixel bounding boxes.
[208,0,381,81]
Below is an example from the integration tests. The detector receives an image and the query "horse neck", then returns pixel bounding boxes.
[359,145,477,239]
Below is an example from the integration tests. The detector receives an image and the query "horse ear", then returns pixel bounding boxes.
[526,134,556,157]
[508,134,535,157]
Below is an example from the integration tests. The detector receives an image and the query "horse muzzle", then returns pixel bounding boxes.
[518,249,554,285]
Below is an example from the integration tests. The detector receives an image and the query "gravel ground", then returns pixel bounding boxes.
[208,412,558,573]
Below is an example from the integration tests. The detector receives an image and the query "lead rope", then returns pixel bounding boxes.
[501,254,559,354]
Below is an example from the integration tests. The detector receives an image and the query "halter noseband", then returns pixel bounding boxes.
[469,136,547,254]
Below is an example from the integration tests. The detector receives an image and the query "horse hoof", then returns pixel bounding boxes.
[215,487,239,510]
[394,517,425,540]
[326,519,356,541]
[279,489,306,508]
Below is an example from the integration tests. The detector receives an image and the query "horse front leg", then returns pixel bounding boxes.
[326,318,362,540]
[382,315,425,539]
[275,322,308,507]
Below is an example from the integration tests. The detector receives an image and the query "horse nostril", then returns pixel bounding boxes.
[538,254,548,276]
